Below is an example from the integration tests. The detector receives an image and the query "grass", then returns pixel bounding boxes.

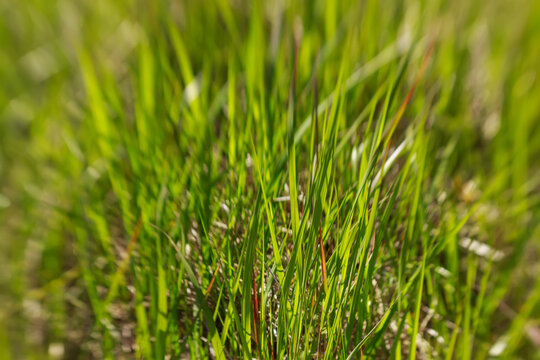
[1,0,540,358]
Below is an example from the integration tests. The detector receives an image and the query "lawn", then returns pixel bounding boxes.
[1,0,540,358]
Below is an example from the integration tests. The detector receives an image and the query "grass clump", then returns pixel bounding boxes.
[1,0,540,358]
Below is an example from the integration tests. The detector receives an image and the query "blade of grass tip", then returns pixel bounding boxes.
[288,30,300,238]
[270,34,413,199]
[168,19,195,85]
[78,50,113,158]
[334,82,387,158]
[317,58,349,357]
[383,38,435,148]
[349,138,392,332]
[407,130,427,359]
[214,0,241,48]
[350,74,401,212]
[294,33,417,146]
[347,132,394,345]
[227,56,237,167]
[249,138,285,281]
[283,34,305,354]
[310,74,319,187]
[88,206,115,265]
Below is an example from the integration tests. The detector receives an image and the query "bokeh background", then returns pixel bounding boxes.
[1,0,539,358]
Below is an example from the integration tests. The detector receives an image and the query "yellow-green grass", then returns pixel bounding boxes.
[1,0,540,358]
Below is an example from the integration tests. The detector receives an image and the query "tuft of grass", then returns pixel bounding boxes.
[1,0,540,358]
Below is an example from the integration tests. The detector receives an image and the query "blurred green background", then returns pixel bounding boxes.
[1,0,540,358]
